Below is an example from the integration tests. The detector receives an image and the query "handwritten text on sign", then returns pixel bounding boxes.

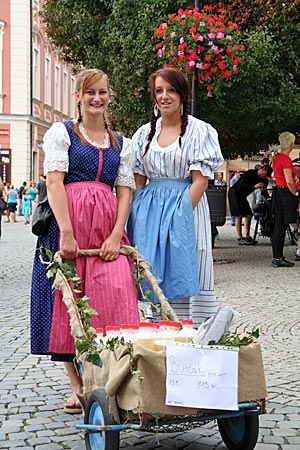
[166,345,239,410]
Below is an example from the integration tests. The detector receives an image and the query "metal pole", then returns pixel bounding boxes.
[191,0,201,117]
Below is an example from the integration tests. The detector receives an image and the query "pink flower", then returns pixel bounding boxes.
[154,5,244,96]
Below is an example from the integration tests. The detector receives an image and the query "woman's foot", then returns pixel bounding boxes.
[63,395,82,414]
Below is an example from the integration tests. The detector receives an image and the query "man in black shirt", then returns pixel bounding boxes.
[36,174,47,203]
[228,165,272,245]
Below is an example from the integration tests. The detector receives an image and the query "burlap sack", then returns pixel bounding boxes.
[83,341,267,422]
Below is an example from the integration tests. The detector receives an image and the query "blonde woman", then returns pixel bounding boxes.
[271,131,298,267]
[31,69,139,413]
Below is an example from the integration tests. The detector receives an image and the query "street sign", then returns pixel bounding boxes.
[0,129,9,137]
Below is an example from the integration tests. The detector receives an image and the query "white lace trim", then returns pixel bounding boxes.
[79,122,109,148]
[44,160,69,174]
[115,173,136,190]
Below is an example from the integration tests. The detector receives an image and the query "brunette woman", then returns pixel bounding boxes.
[127,67,224,326]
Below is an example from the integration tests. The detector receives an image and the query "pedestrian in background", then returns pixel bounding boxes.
[36,174,47,203]
[7,184,18,223]
[29,181,37,217]
[229,170,240,226]
[271,132,299,267]
[127,67,224,326]
[228,165,272,245]
[214,171,227,186]
[23,188,31,224]
[17,181,27,216]
[30,68,139,414]
[0,176,6,240]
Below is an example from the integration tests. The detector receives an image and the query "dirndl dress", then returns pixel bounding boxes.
[30,121,139,356]
[127,116,224,326]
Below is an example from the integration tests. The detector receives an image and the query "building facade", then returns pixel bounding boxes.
[0,0,76,187]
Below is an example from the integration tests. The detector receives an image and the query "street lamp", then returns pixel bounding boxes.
[191,0,201,117]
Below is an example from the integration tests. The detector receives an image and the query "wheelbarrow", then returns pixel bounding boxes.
[53,246,266,450]
[79,387,263,450]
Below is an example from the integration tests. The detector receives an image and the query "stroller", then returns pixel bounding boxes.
[252,188,297,244]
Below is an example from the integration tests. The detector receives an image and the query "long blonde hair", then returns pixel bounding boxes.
[73,68,119,149]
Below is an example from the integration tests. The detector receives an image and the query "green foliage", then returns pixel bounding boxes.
[41,0,300,157]
[41,245,143,377]
[198,28,300,157]
[40,246,102,367]
[208,328,260,346]
[132,261,162,318]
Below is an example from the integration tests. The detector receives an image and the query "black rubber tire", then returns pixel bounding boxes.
[84,388,119,450]
[217,414,259,450]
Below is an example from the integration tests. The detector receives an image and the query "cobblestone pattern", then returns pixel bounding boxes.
[0,218,299,449]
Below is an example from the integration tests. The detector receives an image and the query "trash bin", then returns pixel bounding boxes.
[206,185,227,226]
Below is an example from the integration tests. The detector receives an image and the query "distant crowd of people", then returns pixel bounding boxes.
[0,175,47,239]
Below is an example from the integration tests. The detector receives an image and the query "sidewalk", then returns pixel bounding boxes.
[0,218,299,449]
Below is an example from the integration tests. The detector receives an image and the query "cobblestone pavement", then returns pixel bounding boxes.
[0,217,299,450]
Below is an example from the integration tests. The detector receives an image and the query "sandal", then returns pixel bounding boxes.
[64,396,82,414]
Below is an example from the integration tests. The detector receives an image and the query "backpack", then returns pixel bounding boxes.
[260,196,275,238]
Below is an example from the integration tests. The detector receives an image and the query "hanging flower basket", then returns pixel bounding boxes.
[154,5,245,98]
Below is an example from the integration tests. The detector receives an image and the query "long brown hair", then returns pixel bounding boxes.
[73,68,119,149]
[145,67,190,154]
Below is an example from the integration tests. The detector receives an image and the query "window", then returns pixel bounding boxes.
[54,66,60,110]
[45,57,51,105]
[33,48,40,100]
[63,72,68,114]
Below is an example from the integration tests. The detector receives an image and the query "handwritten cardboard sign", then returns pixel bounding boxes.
[166,344,239,410]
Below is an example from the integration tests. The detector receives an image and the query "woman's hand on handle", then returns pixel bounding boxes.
[99,233,121,261]
[60,231,79,260]
[47,171,78,260]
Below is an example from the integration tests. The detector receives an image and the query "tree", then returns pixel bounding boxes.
[41,1,300,157]
[41,1,113,69]
[199,29,300,157]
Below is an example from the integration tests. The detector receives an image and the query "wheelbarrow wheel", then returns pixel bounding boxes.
[217,415,259,450]
[84,388,119,450]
